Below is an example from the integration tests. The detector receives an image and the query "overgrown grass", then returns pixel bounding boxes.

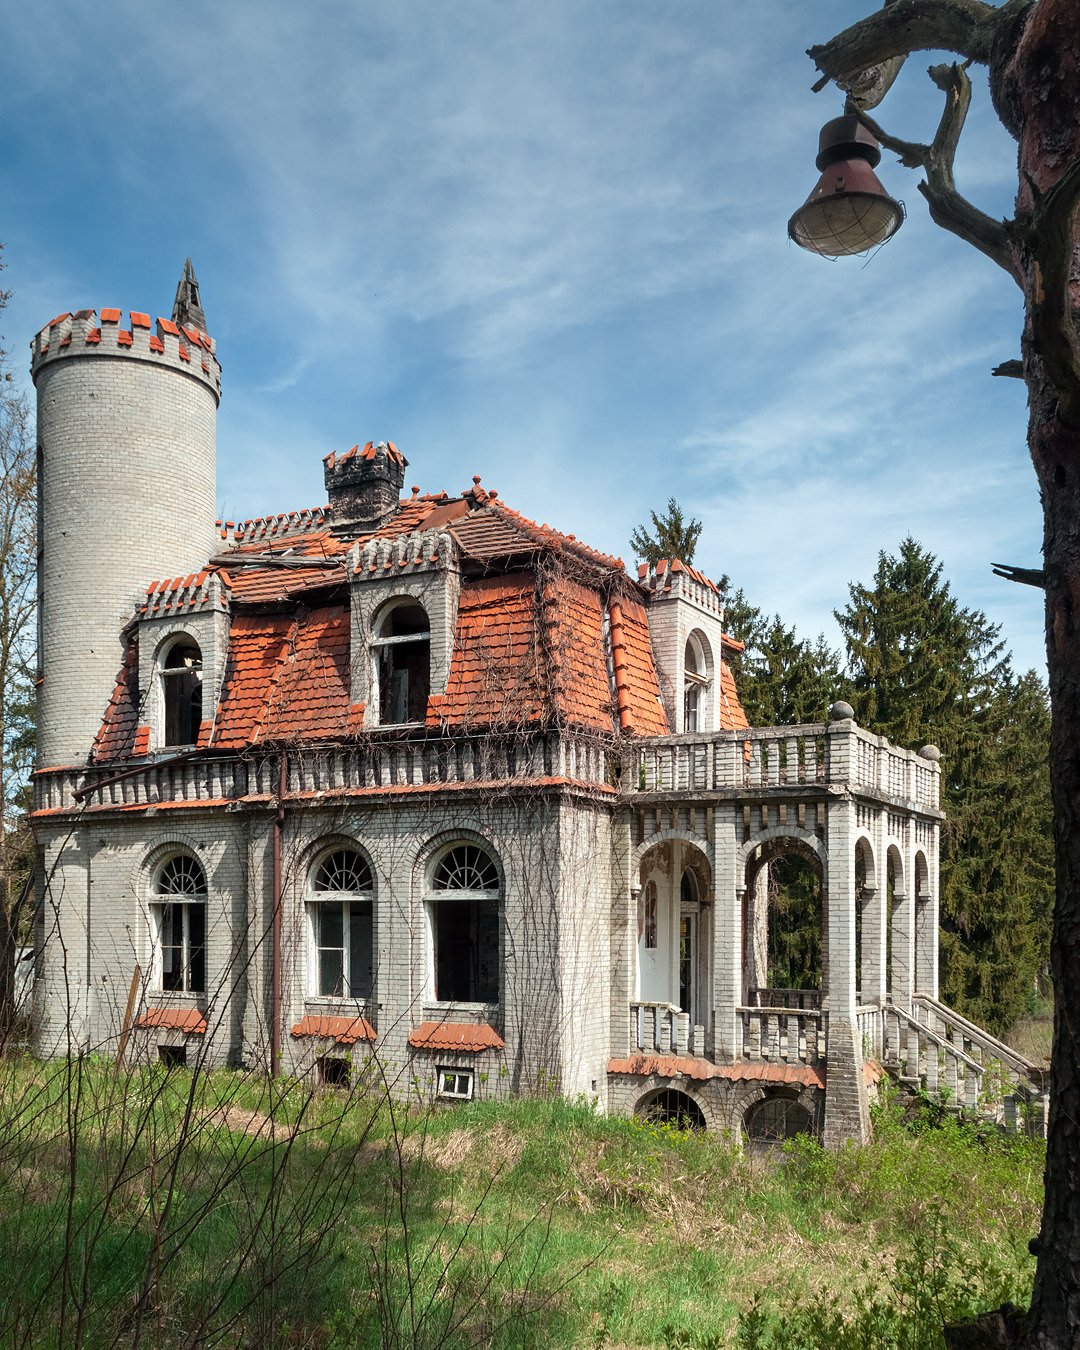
[0,1055,1043,1348]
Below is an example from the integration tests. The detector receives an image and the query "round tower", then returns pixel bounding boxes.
[31,268,221,767]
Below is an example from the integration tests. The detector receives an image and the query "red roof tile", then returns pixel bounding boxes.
[91,638,141,762]
[719,660,749,732]
[137,1006,207,1034]
[409,1021,505,1052]
[606,1056,825,1087]
[291,1014,376,1044]
[610,595,669,736]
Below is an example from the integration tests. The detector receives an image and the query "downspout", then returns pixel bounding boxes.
[271,751,287,1077]
[608,601,634,732]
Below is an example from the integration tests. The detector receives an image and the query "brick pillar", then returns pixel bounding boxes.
[712,805,741,1060]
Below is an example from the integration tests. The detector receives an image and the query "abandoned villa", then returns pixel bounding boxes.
[28,265,1046,1147]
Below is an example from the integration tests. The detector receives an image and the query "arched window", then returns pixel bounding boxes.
[683,633,710,733]
[428,842,500,1004]
[308,847,374,999]
[373,601,430,724]
[153,853,207,993]
[161,640,203,747]
[744,1094,814,1150]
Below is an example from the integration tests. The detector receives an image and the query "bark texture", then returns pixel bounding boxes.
[811,2,1080,1346]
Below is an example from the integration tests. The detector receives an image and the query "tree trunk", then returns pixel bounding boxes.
[995,5,1080,1344]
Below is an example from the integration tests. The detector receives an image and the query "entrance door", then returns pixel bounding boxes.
[679,912,696,1022]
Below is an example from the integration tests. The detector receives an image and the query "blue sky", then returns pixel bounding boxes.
[0,1,1046,677]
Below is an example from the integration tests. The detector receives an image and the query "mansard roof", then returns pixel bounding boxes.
[91,480,748,761]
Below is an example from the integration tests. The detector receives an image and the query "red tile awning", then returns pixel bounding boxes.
[136,1006,207,1035]
[290,1014,376,1045]
[409,1021,505,1053]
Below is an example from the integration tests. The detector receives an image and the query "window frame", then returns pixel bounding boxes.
[683,631,711,733]
[371,599,431,726]
[425,841,501,1007]
[151,853,207,995]
[159,637,204,748]
[306,847,375,1002]
[436,1066,474,1100]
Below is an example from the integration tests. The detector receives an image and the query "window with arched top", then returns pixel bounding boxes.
[373,601,430,725]
[428,842,500,1003]
[683,632,710,733]
[308,847,374,1000]
[153,853,207,993]
[161,640,203,747]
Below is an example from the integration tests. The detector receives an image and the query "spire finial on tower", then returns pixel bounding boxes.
[172,257,207,331]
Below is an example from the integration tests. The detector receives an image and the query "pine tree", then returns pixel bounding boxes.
[629,498,703,567]
[835,539,1052,1033]
[723,587,843,727]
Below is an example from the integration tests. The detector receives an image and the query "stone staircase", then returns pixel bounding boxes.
[870,994,1049,1135]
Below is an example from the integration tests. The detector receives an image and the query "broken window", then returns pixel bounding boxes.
[429,842,500,1004]
[161,640,203,746]
[308,847,374,1000]
[683,632,710,733]
[743,1094,814,1149]
[373,601,430,724]
[437,1066,474,1100]
[153,853,207,993]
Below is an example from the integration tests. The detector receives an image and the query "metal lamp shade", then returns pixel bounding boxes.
[788,157,905,257]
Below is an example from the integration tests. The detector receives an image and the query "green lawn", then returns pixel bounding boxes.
[0,1055,1043,1348]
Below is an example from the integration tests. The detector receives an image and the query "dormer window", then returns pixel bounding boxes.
[161,640,203,746]
[373,601,430,725]
[683,632,710,733]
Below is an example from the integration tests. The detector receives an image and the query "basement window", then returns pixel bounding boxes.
[317,1056,351,1088]
[373,601,430,724]
[158,1045,187,1070]
[437,1067,474,1100]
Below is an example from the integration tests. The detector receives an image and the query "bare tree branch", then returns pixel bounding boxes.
[809,0,1027,87]
[851,62,1020,281]
[1025,152,1080,426]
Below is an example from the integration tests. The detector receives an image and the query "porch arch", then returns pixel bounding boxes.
[739,830,826,1004]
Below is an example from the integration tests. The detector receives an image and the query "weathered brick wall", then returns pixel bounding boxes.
[33,316,219,767]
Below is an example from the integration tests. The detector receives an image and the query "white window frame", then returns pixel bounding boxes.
[152,854,207,994]
[307,847,374,1001]
[371,599,431,726]
[683,632,711,733]
[425,842,501,1007]
[437,1066,474,1100]
[159,637,204,748]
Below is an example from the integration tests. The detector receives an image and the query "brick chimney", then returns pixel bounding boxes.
[323,440,408,535]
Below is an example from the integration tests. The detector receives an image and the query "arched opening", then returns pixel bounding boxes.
[428,842,500,1004]
[743,1093,814,1150]
[161,640,203,747]
[374,600,430,724]
[683,631,711,733]
[308,846,374,1000]
[745,839,824,1003]
[913,852,931,994]
[635,842,712,1019]
[637,1088,706,1131]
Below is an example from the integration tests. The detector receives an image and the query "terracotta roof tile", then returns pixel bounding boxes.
[291,1014,376,1044]
[606,1056,825,1088]
[409,1021,505,1052]
[609,595,668,736]
[719,660,749,732]
[91,638,141,762]
[136,1006,207,1034]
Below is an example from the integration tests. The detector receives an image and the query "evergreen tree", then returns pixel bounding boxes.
[629,498,703,567]
[723,587,843,727]
[835,539,1052,1033]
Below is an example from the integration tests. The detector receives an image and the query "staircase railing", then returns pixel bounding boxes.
[882,995,1048,1135]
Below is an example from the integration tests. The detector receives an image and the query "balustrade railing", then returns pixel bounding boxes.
[628,1002,704,1057]
[736,1005,824,1065]
[748,987,821,1011]
[880,996,1047,1134]
[628,724,939,809]
[34,731,616,815]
